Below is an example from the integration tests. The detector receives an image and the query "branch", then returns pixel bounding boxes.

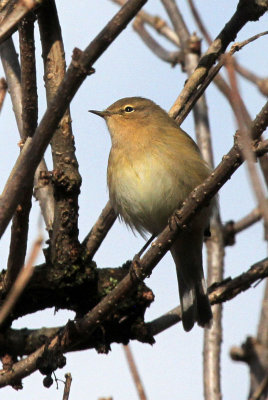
[0,255,267,387]
[226,55,268,227]
[82,201,117,262]
[4,15,37,291]
[172,32,268,126]
[38,0,81,266]
[0,0,42,45]
[0,77,7,112]
[123,345,147,400]
[0,37,54,231]
[148,258,268,336]
[169,0,268,120]
[62,373,72,400]
[235,62,268,96]
[0,233,42,326]
[0,97,267,386]
[0,0,148,239]
[133,17,182,65]
[111,0,180,46]
[223,205,262,246]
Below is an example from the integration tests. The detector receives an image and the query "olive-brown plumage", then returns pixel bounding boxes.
[90,97,213,331]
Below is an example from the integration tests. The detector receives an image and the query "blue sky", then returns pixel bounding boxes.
[0,1,268,399]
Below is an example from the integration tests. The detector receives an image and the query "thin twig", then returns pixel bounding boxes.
[187,0,268,97]
[0,77,7,112]
[62,373,72,400]
[0,0,42,45]
[82,201,117,262]
[123,345,147,400]
[4,14,37,292]
[0,233,43,326]
[235,62,268,96]
[173,31,268,126]
[226,55,268,228]
[133,17,182,65]
[169,2,268,120]
[0,37,54,231]
[0,38,23,133]
[223,206,262,246]
[249,371,268,400]
[148,257,268,336]
[111,0,180,46]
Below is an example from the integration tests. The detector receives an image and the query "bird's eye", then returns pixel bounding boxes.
[124,106,134,113]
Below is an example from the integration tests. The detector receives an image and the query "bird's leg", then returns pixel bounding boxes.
[136,234,155,258]
[130,235,155,281]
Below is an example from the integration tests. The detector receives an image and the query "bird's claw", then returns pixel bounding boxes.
[130,254,146,282]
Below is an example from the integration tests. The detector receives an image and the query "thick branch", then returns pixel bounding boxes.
[38,0,81,266]
[0,256,267,385]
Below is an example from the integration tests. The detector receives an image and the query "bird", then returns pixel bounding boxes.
[89,97,213,331]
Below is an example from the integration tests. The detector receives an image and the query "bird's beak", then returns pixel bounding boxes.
[89,109,111,118]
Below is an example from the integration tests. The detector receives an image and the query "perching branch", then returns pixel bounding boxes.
[0,96,267,386]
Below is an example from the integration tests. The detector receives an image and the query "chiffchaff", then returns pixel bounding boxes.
[90,97,212,331]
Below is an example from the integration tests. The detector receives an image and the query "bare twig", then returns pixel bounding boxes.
[226,55,268,228]
[0,0,42,45]
[172,31,268,126]
[82,201,117,262]
[0,37,54,231]
[4,15,37,292]
[235,62,268,96]
[0,0,148,239]
[133,17,182,65]
[223,206,262,246]
[0,233,43,326]
[123,345,147,400]
[249,373,268,400]
[148,258,268,336]
[0,77,7,112]
[187,0,268,98]
[62,373,72,400]
[169,3,268,120]
[204,212,224,400]
[0,38,23,133]
[111,0,180,46]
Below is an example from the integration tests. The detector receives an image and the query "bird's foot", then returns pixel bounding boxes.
[130,253,146,282]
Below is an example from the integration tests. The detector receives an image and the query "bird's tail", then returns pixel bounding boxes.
[170,232,212,332]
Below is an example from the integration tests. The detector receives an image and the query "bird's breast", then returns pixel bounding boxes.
[107,142,197,236]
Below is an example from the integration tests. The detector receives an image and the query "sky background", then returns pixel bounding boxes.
[0,1,268,399]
